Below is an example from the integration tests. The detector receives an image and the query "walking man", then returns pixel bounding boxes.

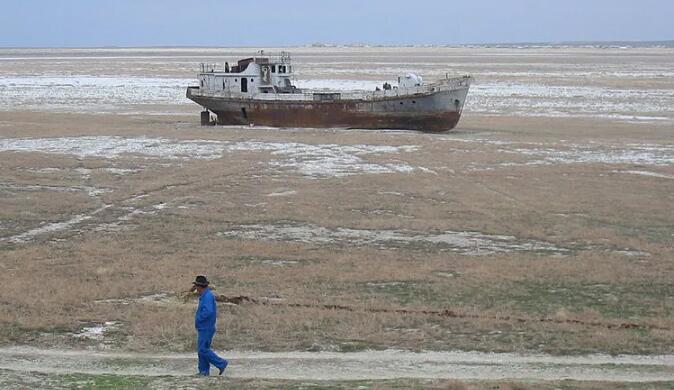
[192,275,228,376]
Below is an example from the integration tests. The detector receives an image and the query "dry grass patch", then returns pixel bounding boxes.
[0,112,672,356]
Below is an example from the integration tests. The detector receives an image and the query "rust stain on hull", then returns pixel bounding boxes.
[215,105,461,132]
[188,89,466,132]
[187,52,472,132]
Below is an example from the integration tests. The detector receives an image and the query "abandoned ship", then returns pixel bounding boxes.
[186,51,472,132]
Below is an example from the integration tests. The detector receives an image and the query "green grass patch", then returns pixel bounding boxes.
[359,281,449,306]
[495,281,674,319]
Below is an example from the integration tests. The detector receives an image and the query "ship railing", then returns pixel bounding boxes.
[193,75,471,101]
[199,52,292,73]
[346,77,471,101]
[254,50,292,64]
[199,63,220,73]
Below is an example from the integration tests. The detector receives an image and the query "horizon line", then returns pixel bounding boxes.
[1,39,673,50]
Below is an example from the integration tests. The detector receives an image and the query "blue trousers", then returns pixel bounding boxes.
[197,328,228,376]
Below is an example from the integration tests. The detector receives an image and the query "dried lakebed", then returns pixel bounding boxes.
[3,136,671,247]
[0,75,192,113]
[498,143,674,167]
[1,75,672,124]
[1,200,169,244]
[0,347,672,382]
[0,136,418,178]
[2,136,673,176]
[218,222,569,255]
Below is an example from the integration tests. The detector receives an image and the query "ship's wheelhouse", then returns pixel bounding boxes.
[196,51,296,95]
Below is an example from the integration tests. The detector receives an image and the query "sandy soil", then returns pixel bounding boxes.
[0,347,673,382]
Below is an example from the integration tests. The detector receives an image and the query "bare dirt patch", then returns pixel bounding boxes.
[0,347,673,382]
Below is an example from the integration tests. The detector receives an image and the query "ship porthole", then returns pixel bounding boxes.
[412,100,416,104]
[400,101,403,105]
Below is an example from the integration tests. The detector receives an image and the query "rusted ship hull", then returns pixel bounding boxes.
[187,80,470,132]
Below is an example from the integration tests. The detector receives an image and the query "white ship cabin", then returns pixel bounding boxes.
[197,51,297,95]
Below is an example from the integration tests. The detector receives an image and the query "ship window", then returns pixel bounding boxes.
[250,78,254,82]
[400,101,404,105]
[235,79,238,82]
[412,100,416,104]
[271,65,276,73]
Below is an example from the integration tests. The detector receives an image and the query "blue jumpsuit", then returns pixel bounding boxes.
[195,288,228,375]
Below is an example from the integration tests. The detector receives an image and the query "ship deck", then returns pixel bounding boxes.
[188,76,471,103]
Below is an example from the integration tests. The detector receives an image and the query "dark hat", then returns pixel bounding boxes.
[193,275,209,287]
